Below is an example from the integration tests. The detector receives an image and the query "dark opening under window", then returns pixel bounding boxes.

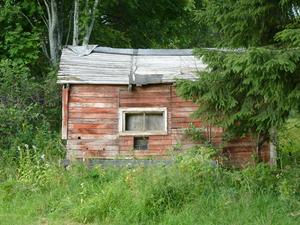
[134,137,148,150]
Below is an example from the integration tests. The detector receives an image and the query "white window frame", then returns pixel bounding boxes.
[118,107,168,136]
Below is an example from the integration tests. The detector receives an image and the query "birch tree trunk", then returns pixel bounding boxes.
[41,0,99,62]
[49,0,59,64]
[42,0,59,65]
[82,0,99,46]
[73,0,79,46]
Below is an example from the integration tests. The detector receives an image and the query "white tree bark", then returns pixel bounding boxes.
[49,0,59,64]
[42,0,59,65]
[39,0,100,62]
[82,0,99,46]
[73,0,79,46]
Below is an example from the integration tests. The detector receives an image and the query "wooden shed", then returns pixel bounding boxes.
[58,46,270,166]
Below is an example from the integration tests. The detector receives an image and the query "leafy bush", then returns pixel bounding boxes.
[278,117,300,166]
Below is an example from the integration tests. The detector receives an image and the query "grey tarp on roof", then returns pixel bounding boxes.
[57,46,206,85]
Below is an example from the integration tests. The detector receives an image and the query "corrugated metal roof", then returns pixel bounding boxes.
[57,46,205,85]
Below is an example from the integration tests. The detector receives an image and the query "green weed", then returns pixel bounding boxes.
[0,145,299,225]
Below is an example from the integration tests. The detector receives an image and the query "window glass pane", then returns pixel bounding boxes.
[134,137,148,150]
[125,113,143,131]
[145,113,164,131]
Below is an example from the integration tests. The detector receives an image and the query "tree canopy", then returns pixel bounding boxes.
[177,0,300,159]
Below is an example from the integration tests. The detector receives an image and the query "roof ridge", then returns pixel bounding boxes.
[92,46,193,56]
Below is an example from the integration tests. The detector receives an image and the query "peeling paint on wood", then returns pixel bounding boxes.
[62,83,270,166]
[62,86,69,139]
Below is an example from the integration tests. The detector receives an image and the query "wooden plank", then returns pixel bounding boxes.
[62,86,69,139]
[69,144,120,151]
[120,103,169,107]
[68,118,118,124]
[149,135,173,140]
[69,134,117,140]
[120,98,170,104]
[119,142,134,147]
[120,92,171,98]
[69,112,116,119]
[171,117,198,123]
[69,107,117,113]
[81,150,120,158]
[68,134,119,140]
[148,145,172,151]
[67,139,119,149]
[70,128,117,135]
[67,139,119,146]
[118,150,166,156]
[129,85,170,91]
[69,102,118,108]
[120,90,170,95]
[69,96,118,103]
[171,97,195,103]
[171,107,198,113]
[71,85,120,92]
[171,122,201,128]
[148,139,172,145]
[120,96,170,102]
[172,102,197,107]
[69,123,116,129]
[70,92,119,97]
[171,112,194,118]
[68,143,119,151]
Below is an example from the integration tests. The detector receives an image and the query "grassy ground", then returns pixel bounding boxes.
[0,147,300,225]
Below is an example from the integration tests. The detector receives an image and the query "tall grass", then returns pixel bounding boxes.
[0,146,299,225]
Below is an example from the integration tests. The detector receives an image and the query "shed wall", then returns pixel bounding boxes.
[65,84,269,166]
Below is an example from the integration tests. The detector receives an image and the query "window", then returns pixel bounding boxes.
[119,107,167,135]
[134,137,148,150]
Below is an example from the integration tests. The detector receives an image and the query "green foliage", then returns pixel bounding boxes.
[0,116,64,166]
[0,1,62,160]
[196,0,297,47]
[0,60,40,106]
[184,123,209,143]
[17,144,64,190]
[176,146,218,174]
[177,47,300,140]
[0,0,42,61]
[275,28,300,47]
[278,117,300,165]
[0,147,299,225]
[90,0,211,48]
[177,0,300,149]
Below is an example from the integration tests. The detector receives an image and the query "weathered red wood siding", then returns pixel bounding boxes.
[67,85,119,159]
[66,84,269,166]
[62,86,69,139]
[223,137,269,166]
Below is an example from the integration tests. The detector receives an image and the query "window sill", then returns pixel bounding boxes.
[119,131,168,136]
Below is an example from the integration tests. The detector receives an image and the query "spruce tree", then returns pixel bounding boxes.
[177,0,300,164]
